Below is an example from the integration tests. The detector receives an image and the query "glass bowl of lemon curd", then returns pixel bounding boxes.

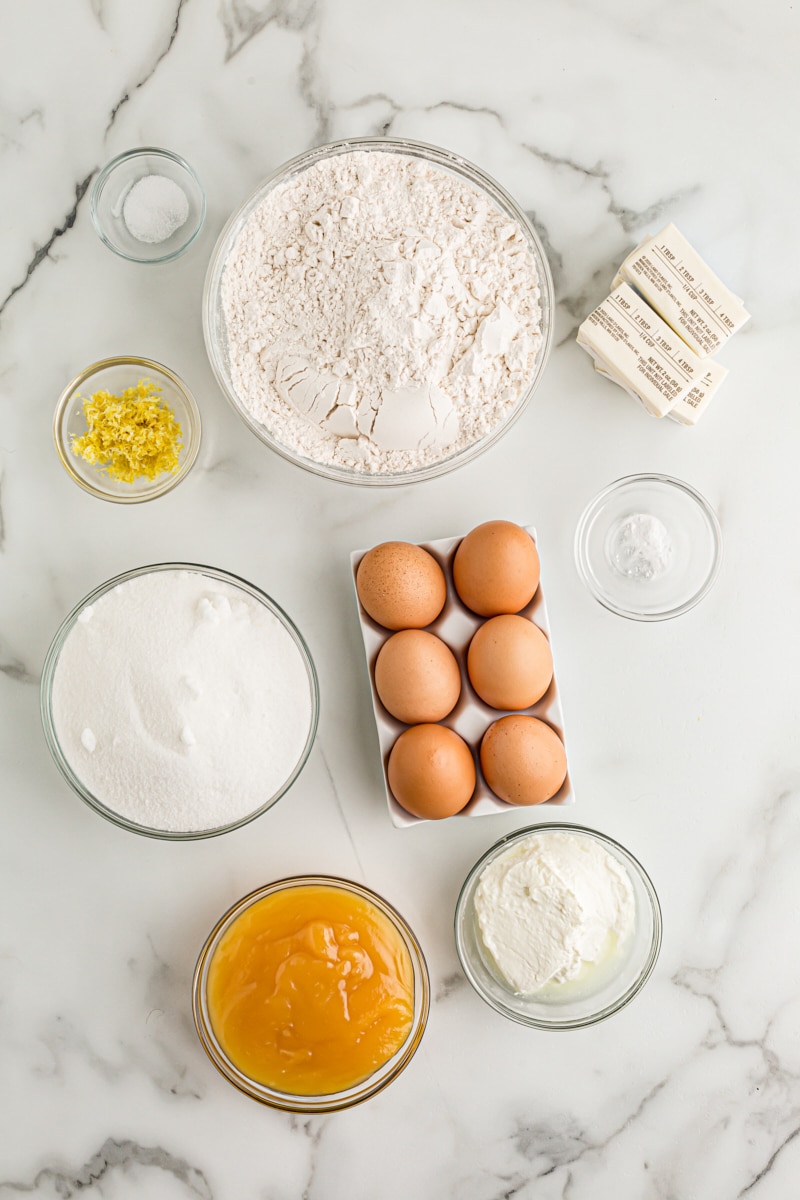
[192,876,430,1112]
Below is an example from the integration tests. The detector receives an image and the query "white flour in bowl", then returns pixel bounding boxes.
[221,150,544,475]
[50,570,315,833]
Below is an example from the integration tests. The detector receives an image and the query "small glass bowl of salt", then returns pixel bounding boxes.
[91,147,205,263]
[574,473,722,621]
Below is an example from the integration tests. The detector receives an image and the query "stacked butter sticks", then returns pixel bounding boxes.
[578,224,749,425]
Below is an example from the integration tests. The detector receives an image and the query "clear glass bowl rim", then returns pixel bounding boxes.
[454,821,662,1030]
[40,562,320,840]
[90,146,206,263]
[192,874,431,1112]
[202,134,555,487]
[573,472,723,622]
[53,355,203,504]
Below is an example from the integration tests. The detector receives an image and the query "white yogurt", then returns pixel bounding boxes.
[473,831,635,995]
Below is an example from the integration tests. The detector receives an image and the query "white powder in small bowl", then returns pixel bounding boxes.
[122,174,189,245]
[50,569,316,834]
[610,513,673,581]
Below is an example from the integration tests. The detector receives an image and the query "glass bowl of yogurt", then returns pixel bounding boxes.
[203,136,554,486]
[454,823,661,1029]
[40,563,319,839]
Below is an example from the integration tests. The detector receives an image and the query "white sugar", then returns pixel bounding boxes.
[122,174,189,245]
[51,570,314,832]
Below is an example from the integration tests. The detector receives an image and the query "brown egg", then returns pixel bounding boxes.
[467,615,553,711]
[387,724,476,820]
[356,542,446,630]
[453,520,540,616]
[375,630,461,724]
[480,715,566,806]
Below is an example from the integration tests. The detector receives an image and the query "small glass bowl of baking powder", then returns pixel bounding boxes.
[454,823,661,1030]
[203,136,555,486]
[574,473,723,621]
[91,148,205,263]
[53,356,202,503]
[40,563,320,840]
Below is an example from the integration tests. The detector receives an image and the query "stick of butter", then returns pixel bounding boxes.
[577,283,707,417]
[592,356,728,426]
[612,224,750,358]
[591,358,658,417]
[667,358,728,426]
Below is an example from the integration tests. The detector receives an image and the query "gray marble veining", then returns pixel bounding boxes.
[1,0,798,1196]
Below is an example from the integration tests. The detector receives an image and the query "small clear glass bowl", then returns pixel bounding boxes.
[455,823,661,1030]
[192,876,430,1112]
[40,563,319,840]
[91,147,205,263]
[54,356,202,503]
[203,136,554,487]
[574,473,723,621]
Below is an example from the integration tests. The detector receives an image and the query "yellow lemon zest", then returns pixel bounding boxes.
[71,378,183,483]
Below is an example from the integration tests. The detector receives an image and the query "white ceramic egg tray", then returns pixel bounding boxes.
[351,527,574,828]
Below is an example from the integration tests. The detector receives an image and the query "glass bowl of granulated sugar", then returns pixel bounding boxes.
[40,564,319,839]
[203,137,555,486]
[92,148,206,264]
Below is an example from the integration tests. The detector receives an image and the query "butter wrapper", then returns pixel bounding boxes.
[578,284,706,417]
[615,223,750,358]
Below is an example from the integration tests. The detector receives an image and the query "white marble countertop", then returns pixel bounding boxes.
[2,2,799,1196]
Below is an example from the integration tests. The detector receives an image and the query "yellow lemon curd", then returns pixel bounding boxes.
[206,884,415,1096]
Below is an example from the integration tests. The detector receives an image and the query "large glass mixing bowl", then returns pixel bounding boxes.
[203,137,554,486]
